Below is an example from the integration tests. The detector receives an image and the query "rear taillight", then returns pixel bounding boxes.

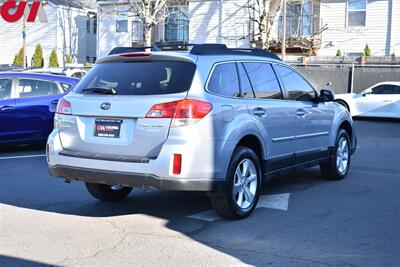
[145,99,212,127]
[172,154,182,175]
[56,98,72,115]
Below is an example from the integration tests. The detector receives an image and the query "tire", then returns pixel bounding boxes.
[210,147,262,219]
[320,129,351,180]
[335,100,350,112]
[85,183,132,201]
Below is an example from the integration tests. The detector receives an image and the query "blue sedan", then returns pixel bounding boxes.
[0,72,79,145]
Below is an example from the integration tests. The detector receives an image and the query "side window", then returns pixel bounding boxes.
[18,79,61,98]
[394,86,400,94]
[243,62,282,99]
[372,85,394,95]
[0,78,12,100]
[60,83,72,92]
[237,63,255,98]
[274,65,316,101]
[207,63,240,97]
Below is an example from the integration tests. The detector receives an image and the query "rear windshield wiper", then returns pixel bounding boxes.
[82,87,116,95]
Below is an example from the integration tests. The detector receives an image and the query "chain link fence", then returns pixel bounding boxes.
[292,64,400,94]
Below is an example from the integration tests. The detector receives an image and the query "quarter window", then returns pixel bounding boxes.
[17,79,61,98]
[274,65,316,101]
[208,63,240,97]
[237,63,254,98]
[116,20,128,32]
[243,62,282,99]
[0,78,12,100]
[347,0,366,27]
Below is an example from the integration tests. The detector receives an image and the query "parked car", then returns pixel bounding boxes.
[335,82,400,118]
[0,72,79,145]
[47,44,357,219]
[26,68,87,79]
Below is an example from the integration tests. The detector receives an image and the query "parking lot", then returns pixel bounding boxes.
[0,120,399,266]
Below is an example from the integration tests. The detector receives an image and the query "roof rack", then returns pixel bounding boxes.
[108,44,281,61]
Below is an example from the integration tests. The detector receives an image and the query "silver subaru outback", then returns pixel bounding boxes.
[47,44,357,219]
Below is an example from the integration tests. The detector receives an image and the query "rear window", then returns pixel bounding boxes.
[74,61,196,95]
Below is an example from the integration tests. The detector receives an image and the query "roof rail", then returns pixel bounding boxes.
[108,44,281,61]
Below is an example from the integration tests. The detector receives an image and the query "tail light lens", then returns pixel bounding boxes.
[172,154,182,175]
[146,99,212,127]
[56,98,72,115]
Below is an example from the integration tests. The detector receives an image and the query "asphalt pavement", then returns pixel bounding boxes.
[0,120,399,267]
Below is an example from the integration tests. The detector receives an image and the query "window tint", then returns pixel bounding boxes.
[18,79,61,98]
[0,78,12,100]
[372,85,398,95]
[208,63,240,97]
[243,62,282,99]
[275,65,315,101]
[75,61,196,95]
[237,63,254,98]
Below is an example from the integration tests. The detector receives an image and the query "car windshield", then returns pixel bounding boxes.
[74,61,196,95]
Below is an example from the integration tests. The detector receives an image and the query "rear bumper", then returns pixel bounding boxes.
[49,165,225,192]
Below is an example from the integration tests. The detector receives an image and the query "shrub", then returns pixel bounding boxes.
[13,48,24,66]
[336,49,342,57]
[66,54,73,64]
[364,44,371,57]
[49,49,59,67]
[32,43,43,67]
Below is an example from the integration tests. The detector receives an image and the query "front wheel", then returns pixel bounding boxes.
[210,147,261,219]
[85,183,132,201]
[320,129,351,180]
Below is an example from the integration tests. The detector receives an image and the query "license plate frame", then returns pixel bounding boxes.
[94,119,122,138]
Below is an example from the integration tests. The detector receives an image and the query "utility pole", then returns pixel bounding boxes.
[281,0,287,61]
[22,11,26,68]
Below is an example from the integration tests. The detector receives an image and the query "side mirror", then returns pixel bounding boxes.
[319,89,334,102]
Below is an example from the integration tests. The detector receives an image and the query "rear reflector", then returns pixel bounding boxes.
[119,52,152,57]
[56,98,72,115]
[173,154,182,175]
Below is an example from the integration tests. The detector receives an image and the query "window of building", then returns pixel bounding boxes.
[347,0,367,27]
[243,62,282,99]
[93,16,97,33]
[116,20,128,33]
[207,63,240,97]
[86,17,90,33]
[274,65,316,101]
[132,20,143,41]
[165,6,189,42]
[278,1,314,39]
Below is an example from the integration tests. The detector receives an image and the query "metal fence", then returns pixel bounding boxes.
[292,64,400,94]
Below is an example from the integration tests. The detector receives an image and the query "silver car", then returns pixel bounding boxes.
[47,44,357,219]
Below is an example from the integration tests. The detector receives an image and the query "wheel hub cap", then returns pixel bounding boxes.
[336,137,349,175]
[233,159,258,209]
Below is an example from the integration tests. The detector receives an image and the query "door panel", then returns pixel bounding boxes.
[14,78,62,140]
[0,78,16,142]
[239,62,296,170]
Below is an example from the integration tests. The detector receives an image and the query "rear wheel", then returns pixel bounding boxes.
[85,183,132,201]
[320,129,351,180]
[210,147,261,219]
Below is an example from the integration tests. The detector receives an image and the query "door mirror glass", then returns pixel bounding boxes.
[319,89,334,102]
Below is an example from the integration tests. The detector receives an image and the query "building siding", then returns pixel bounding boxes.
[319,0,392,56]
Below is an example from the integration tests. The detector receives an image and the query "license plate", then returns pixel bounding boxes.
[94,119,122,138]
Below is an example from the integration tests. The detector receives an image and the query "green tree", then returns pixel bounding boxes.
[32,43,44,67]
[13,48,24,66]
[364,44,371,57]
[65,54,73,64]
[49,49,59,67]
[336,49,342,57]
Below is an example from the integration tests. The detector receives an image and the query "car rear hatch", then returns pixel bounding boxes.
[57,54,196,160]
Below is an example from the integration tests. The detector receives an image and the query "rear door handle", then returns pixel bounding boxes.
[51,99,59,105]
[0,105,14,111]
[253,107,267,118]
[296,109,307,118]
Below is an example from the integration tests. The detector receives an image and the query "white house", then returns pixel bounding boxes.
[0,0,97,67]
[95,0,399,58]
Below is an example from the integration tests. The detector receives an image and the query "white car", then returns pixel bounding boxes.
[335,82,400,118]
[26,68,87,79]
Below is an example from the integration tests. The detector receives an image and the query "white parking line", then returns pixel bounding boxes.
[0,154,46,160]
[187,193,291,222]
